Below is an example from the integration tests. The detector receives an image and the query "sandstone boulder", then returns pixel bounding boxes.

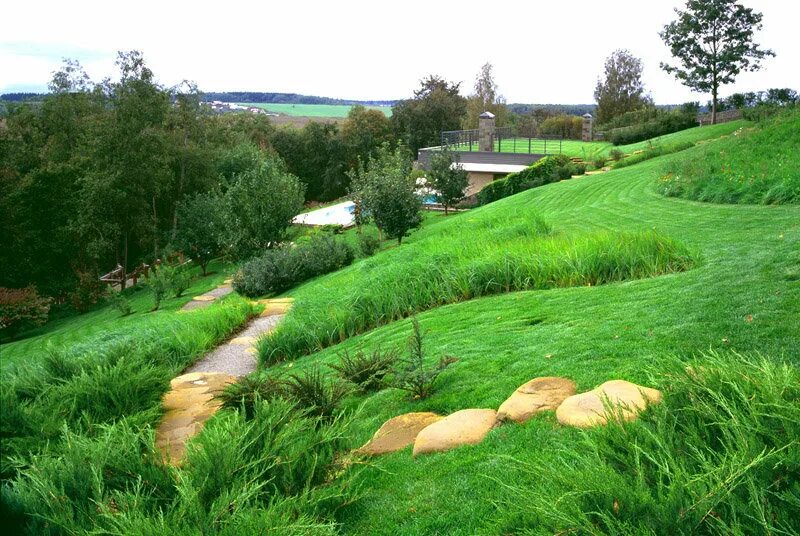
[413,409,498,456]
[496,376,577,424]
[556,380,662,428]
[357,412,443,456]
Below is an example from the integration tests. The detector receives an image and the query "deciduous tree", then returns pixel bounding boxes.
[594,50,652,125]
[660,0,775,124]
[427,149,469,215]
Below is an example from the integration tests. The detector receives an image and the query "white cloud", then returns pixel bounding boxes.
[2,0,798,103]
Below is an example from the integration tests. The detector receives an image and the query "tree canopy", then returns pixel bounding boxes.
[594,49,652,125]
[660,0,775,124]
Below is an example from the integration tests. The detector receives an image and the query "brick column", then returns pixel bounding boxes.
[582,113,593,142]
[478,111,495,152]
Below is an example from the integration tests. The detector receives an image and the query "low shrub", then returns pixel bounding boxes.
[69,270,107,312]
[0,286,51,339]
[498,351,800,535]
[606,109,697,145]
[478,155,577,206]
[393,318,457,400]
[593,156,607,169]
[105,287,133,316]
[164,265,193,298]
[233,235,355,297]
[145,268,171,311]
[609,148,625,161]
[330,348,398,392]
[476,178,511,205]
[358,232,381,257]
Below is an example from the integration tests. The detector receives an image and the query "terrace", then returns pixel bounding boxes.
[417,112,596,195]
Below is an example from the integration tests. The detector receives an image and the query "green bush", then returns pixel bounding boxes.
[330,348,398,392]
[393,317,457,400]
[0,286,51,339]
[593,156,608,169]
[233,235,355,298]
[609,148,625,161]
[358,232,381,257]
[105,287,133,316]
[606,109,697,145]
[145,268,171,311]
[499,351,800,535]
[478,155,577,206]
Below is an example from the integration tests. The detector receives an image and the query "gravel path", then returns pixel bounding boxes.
[184,315,283,377]
[180,284,234,311]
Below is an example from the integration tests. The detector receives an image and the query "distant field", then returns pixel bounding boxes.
[238,102,392,118]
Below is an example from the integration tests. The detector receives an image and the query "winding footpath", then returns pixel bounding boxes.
[155,280,293,462]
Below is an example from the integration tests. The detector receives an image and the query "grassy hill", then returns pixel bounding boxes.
[2,115,798,534]
[256,115,799,534]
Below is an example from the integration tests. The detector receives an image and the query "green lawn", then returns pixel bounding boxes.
[0,260,237,371]
[256,137,799,534]
[238,102,392,118]
[450,120,750,160]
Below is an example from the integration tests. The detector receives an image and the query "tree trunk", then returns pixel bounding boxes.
[152,196,158,259]
[711,87,718,125]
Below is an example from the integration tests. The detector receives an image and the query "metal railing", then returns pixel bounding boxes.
[441,127,563,155]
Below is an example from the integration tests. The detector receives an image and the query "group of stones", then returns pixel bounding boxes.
[357,376,662,457]
[156,282,293,462]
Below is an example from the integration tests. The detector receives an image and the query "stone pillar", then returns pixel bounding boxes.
[582,113,593,142]
[478,111,495,152]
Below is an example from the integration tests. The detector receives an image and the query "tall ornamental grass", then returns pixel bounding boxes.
[0,297,254,481]
[658,110,800,204]
[260,223,693,364]
[497,351,800,535]
[2,400,354,535]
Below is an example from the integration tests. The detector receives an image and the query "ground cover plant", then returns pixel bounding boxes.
[248,124,798,534]
[259,203,693,364]
[658,109,800,204]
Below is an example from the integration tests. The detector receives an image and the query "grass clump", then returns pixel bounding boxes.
[3,399,355,534]
[330,347,398,392]
[0,297,254,480]
[284,366,352,419]
[260,218,693,364]
[658,110,800,204]
[498,351,800,535]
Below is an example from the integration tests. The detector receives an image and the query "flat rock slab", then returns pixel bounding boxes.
[184,315,282,377]
[180,284,234,311]
[155,371,236,463]
[556,380,662,428]
[256,298,294,316]
[497,377,577,424]
[357,412,443,456]
[413,409,498,457]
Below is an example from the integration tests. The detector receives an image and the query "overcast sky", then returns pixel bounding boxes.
[1,0,797,104]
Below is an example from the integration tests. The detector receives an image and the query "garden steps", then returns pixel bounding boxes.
[180,281,234,311]
[155,297,293,464]
[360,377,661,459]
